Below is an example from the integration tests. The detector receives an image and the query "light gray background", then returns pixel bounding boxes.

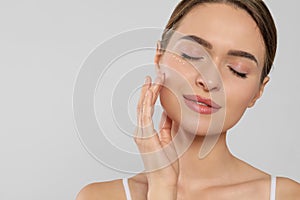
[0,1,299,199]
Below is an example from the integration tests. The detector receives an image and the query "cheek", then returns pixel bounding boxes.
[160,87,181,124]
[224,80,260,128]
[158,54,198,128]
[228,84,255,106]
[159,53,195,93]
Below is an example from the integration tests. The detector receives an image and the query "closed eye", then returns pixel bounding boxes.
[181,53,204,61]
[229,67,247,79]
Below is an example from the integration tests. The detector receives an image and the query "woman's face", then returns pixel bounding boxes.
[157,3,269,135]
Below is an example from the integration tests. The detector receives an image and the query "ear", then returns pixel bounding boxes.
[248,76,270,108]
[154,41,163,74]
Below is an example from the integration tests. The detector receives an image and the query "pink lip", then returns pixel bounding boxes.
[183,95,221,114]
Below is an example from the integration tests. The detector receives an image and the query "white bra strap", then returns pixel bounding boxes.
[122,178,132,200]
[270,176,277,200]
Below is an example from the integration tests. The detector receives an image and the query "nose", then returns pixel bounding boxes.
[195,63,221,92]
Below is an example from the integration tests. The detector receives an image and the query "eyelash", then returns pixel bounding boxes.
[180,52,247,79]
[229,67,247,79]
[180,53,204,61]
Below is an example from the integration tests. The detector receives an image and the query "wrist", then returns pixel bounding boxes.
[147,174,178,188]
[147,185,177,200]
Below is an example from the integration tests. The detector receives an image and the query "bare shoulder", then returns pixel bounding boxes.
[277,177,300,200]
[76,179,125,200]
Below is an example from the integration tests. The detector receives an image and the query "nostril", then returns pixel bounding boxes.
[196,78,220,92]
[198,81,206,88]
[196,79,208,90]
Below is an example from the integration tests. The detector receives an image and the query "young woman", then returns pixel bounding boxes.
[77,0,300,199]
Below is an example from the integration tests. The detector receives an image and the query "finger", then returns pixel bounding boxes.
[134,97,143,139]
[150,69,165,104]
[141,89,155,138]
[137,76,151,115]
[158,112,178,170]
[135,76,151,136]
[159,112,173,147]
[136,89,162,154]
[135,77,151,137]
[159,111,172,131]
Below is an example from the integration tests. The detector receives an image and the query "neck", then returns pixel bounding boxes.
[171,123,237,181]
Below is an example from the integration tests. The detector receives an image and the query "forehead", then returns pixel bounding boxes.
[174,3,265,67]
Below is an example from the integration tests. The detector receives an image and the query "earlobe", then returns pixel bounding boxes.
[248,76,270,108]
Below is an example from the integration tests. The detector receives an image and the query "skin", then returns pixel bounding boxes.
[76,3,300,200]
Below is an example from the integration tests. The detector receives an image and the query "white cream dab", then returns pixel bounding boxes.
[172,54,186,65]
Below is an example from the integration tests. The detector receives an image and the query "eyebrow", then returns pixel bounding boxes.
[227,50,258,65]
[179,35,258,65]
[180,35,213,49]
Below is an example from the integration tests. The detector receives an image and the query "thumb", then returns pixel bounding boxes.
[159,111,172,147]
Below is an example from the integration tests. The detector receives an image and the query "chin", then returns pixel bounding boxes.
[162,104,230,137]
[179,116,229,136]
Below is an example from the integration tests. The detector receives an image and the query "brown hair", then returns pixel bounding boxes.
[160,0,277,83]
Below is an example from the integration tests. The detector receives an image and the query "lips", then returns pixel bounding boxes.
[183,94,221,114]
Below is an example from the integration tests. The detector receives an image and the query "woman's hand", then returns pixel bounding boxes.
[134,71,179,199]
